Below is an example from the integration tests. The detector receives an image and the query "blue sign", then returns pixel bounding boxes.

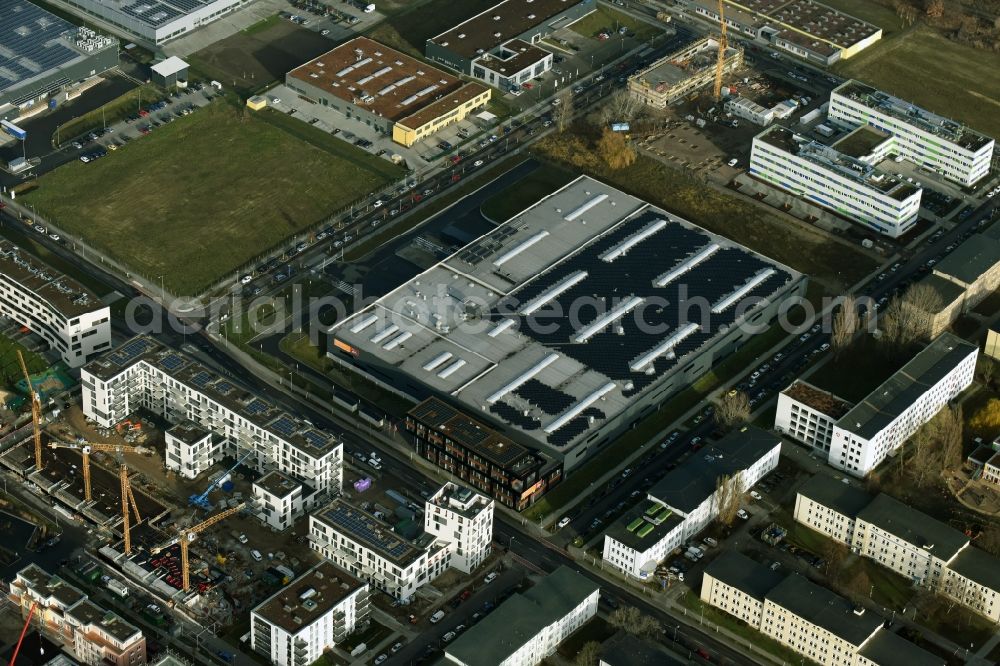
[611,122,630,132]
[1,120,27,141]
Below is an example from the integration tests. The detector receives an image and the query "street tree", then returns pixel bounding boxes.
[879,283,942,356]
[831,294,859,357]
[715,473,746,527]
[555,89,573,133]
[715,390,751,429]
[575,641,602,666]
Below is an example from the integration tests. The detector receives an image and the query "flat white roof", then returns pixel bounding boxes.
[151,56,188,77]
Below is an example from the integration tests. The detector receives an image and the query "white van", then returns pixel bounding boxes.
[250,549,263,561]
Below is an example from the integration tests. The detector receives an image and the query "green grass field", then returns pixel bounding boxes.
[834,24,1000,138]
[25,102,402,295]
[570,5,660,41]
[819,0,908,36]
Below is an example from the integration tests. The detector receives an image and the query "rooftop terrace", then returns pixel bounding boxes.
[834,80,993,152]
[84,336,341,459]
[0,240,105,317]
[757,125,918,200]
[783,380,852,419]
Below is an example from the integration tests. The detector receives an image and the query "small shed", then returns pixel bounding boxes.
[151,56,189,87]
[246,95,268,111]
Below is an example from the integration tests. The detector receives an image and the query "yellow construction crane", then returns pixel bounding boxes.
[713,0,728,101]
[17,351,43,472]
[151,503,246,592]
[48,441,150,503]
[120,463,143,555]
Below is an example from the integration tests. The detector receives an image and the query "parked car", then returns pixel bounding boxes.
[429,610,446,623]
[484,572,498,584]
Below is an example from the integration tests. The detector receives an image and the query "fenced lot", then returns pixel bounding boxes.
[23,102,402,295]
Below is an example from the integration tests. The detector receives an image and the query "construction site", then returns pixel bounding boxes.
[0,350,322,630]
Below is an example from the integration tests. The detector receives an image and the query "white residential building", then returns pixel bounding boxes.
[0,241,111,367]
[425,482,494,573]
[701,553,943,666]
[750,125,922,237]
[776,334,978,476]
[8,564,146,666]
[794,478,1000,622]
[81,336,343,506]
[444,566,599,666]
[250,561,370,666]
[309,483,494,601]
[253,470,308,531]
[602,427,781,579]
[828,333,977,477]
[829,80,995,187]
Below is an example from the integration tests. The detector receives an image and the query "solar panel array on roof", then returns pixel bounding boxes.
[120,0,183,27]
[514,379,574,415]
[448,419,491,447]
[244,399,270,416]
[0,1,83,93]
[158,353,186,372]
[270,415,297,438]
[458,226,518,266]
[490,402,541,431]
[323,503,413,560]
[106,337,157,366]
[189,370,212,388]
[214,380,236,395]
[303,430,328,447]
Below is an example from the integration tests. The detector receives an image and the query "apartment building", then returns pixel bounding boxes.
[603,427,780,579]
[425,482,494,573]
[829,81,994,187]
[9,564,146,666]
[794,477,1000,621]
[628,37,743,108]
[793,475,876,545]
[253,470,309,531]
[776,333,977,476]
[309,483,494,601]
[444,566,599,666]
[0,240,111,367]
[701,553,942,666]
[750,125,922,237]
[81,336,343,507]
[250,561,370,666]
[918,225,1000,337]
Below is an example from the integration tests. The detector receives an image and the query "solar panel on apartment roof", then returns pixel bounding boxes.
[326,503,412,559]
[215,380,236,395]
[189,370,212,388]
[107,337,157,366]
[158,353,186,371]
[244,399,270,416]
[302,430,328,447]
[269,415,297,438]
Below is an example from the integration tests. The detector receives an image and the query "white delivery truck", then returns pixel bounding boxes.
[107,578,129,597]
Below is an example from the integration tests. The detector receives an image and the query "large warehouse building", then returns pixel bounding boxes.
[0,1,118,121]
[425,0,594,89]
[56,0,251,45]
[331,176,806,471]
[286,37,490,147]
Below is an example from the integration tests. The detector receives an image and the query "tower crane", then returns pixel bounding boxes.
[151,502,246,592]
[120,463,143,555]
[48,441,150,503]
[713,0,728,101]
[17,350,43,472]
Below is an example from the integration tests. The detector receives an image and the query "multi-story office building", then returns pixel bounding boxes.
[286,37,490,148]
[309,483,494,601]
[701,553,942,666]
[425,0,594,87]
[444,566,599,666]
[250,561,369,666]
[404,397,563,511]
[81,336,343,505]
[628,37,743,108]
[794,477,1000,622]
[0,240,111,367]
[0,3,118,122]
[603,427,780,579]
[774,380,852,453]
[829,80,994,187]
[9,564,146,666]
[776,333,977,476]
[919,225,1000,337]
[425,482,494,573]
[750,125,922,237]
[828,333,977,476]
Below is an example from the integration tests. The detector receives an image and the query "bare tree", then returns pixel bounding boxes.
[609,606,660,638]
[831,294,859,357]
[879,283,943,355]
[555,89,573,133]
[976,356,997,390]
[715,390,751,429]
[936,404,964,471]
[716,473,745,527]
[575,641,602,666]
[926,0,944,18]
[842,568,873,605]
[599,90,641,126]
[596,128,637,170]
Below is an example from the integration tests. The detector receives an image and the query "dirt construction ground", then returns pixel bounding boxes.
[190,21,334,93]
